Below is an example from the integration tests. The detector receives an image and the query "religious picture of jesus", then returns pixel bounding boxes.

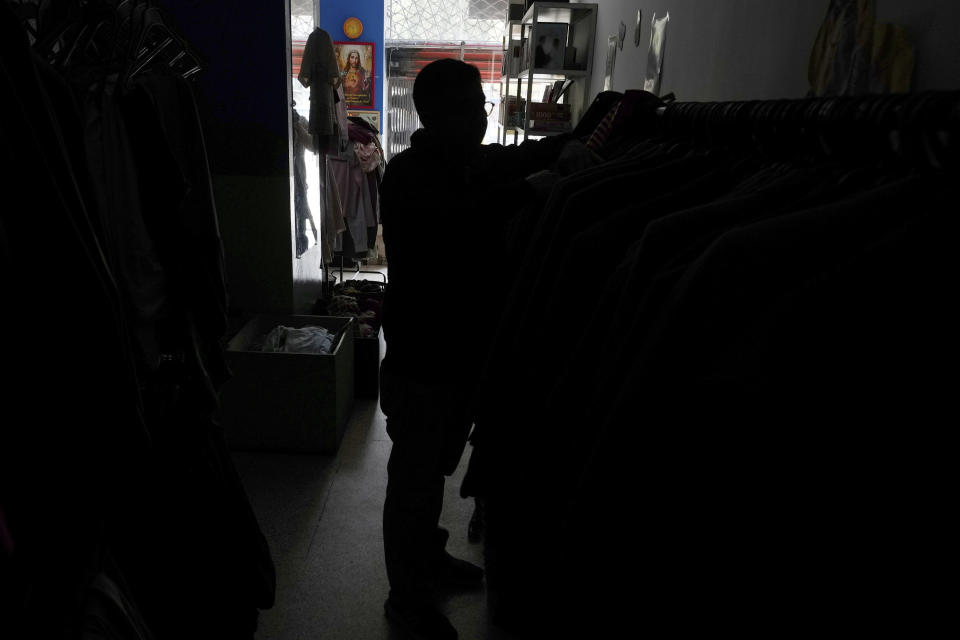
[334,41,375,108]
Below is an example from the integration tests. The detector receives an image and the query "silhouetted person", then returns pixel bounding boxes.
[291,102,317,257]
[379,58,595,640]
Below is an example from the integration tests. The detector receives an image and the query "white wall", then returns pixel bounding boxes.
[587,0,960,102]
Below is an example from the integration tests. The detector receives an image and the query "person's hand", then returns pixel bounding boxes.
[554,140,600,175]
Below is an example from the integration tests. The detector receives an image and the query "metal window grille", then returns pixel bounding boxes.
[386,0,507,45]
[386,77,420,159]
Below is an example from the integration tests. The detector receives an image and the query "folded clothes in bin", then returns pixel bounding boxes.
[258,325,335,354]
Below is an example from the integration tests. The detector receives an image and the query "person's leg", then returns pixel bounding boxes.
[383,409,446,606]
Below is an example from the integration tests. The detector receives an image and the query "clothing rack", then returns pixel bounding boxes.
[465,87,958,637]
[333,254,387,284]
[650,91,959,166]
[15,0,202,80]
[2,2,275,637]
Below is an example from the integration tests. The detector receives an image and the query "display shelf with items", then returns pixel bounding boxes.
[498,2,597,142]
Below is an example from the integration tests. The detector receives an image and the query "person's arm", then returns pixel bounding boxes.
[476,134,601,222]
[480,133,572,182]
[481,133,600,181]
[294,112,316,152]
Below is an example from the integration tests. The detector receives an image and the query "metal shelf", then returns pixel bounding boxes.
[503,73,573,83]
[500,2,597,143]
[517,127,569,137]
[518,68,589,79]
[522,2,599,25]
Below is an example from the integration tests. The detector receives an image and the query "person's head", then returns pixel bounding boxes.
[346,50,361,70]
[413,59,487,146]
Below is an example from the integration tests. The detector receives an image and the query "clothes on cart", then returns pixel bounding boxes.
[329,148,375,254]
[461,90,957,636]
[327,123,384,262]
[315,283,385,339]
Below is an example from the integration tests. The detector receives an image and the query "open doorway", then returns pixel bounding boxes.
[291,1,322,260]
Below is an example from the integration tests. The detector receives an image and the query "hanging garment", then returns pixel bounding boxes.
[3,6,278,638]
[77,69,171,369]
[584,99,619,151]
[868,22,914,92]
[459,90,958,636]
[348,122,374,144]
[122,69,229,370]
[808,0,876,95]
[333,82,350,152]
[354,140,381,174]
[807,0,915,95]
[298,28,339,138]
[80,552,155,640]
[328,150,369,254]
[0,6,152,638]
[319,154,346,263]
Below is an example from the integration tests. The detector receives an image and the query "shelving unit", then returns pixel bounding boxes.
[498,19,525,144]
[498,2,598,143]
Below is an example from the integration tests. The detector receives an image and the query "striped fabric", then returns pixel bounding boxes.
[585,100,621,151]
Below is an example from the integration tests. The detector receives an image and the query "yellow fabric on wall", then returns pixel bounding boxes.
[808,0,914,96]
[870,22,914,93]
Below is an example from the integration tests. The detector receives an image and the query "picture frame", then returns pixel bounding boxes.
[532,22,568,70]
[334,41,375,108]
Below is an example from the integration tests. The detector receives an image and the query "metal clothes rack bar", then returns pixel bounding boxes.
[645,92,960,168]
[651,92,960,135]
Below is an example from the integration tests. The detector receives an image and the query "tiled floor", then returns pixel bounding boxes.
[232,286,513,640]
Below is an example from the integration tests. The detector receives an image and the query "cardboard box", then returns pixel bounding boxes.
[528,102,571,132]
[220,315,355,453]
[529,102,571,122]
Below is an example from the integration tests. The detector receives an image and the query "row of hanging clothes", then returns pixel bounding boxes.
[1,2,274,639]
[297,26,384,271]
[462,88,958,637]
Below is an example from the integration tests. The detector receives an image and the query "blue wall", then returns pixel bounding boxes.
[158,0,290,176]
[320,0,385,123]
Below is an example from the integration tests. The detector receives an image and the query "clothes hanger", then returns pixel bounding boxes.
[58,0,122,69]
[12,0,40,40]
[126,4,199,81]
